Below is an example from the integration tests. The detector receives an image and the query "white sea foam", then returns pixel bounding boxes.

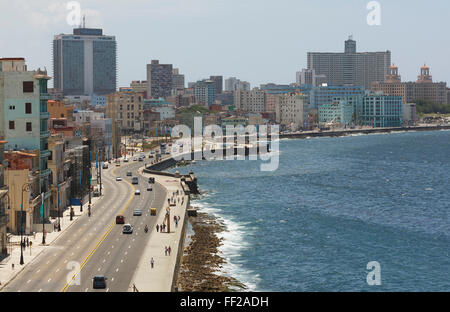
[194,200,261,291]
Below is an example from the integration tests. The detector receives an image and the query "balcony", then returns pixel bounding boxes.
[40,111,50,119]
[40,149,51,158]
[39,168,52,178]
[40,130,50,138]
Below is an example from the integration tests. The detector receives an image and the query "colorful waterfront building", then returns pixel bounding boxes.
[357,92,403,127]
[318,100,355,127]
[0,57,52,225]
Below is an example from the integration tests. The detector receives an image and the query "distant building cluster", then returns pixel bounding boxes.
[2,28,450,254]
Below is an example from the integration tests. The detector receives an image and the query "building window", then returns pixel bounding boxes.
[9,121,15,129]
[26,122,32,132]
[25,102,32,114]
[9,105,15,110]
[23,81,34,93]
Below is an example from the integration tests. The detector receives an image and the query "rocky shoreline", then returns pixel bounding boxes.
[176,211,247,292]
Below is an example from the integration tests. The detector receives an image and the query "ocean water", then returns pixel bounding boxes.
[171,130,450,291]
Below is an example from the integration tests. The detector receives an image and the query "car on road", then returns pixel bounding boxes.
[116,215,125,224]
[126,171,132,176]
[151,151,155,154]
[133,157,138,161]
[124,158,129,162]
[93,275,107,289]
[133,209,142,216]
[135,189,141,195]
[93,189,100,197]
[132,177,139,184]
[115,163,120,167]
[140,153,146,159]
[102,163,108,169]
[138,157,143,162]
[147,185,153,191]
[116,176,122,181]
[123,224,133,234]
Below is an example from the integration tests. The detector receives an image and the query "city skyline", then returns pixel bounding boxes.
[1,0,449,89]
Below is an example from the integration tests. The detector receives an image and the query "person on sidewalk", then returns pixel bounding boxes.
[168,246,171,256]
[164,246,168,256]
[151,257,154,269]
[156,224,159,232]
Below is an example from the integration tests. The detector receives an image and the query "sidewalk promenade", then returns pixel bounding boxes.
[0,187,106,289]
[130,167,189,292]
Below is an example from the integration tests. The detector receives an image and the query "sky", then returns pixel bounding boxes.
[1,0,449,89]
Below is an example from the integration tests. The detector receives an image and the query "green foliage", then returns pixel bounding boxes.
[415,100,450,114]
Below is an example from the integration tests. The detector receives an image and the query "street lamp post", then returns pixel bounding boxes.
[20,183,31,265]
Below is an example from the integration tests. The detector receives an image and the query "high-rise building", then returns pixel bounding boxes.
[307,36,391,89]
[296,69,327,87]
[404,65,447,104]
[0,57,52,225]
[53,27,117,96]
[276,93,309,129]
[234,89,266,113]
[106,90,145,133]
[225,77,250,91]
[371,65,406,103]
[172,68,185,91]
[146,60,173,99]
[209,76,223,95]
[193,80,215,107]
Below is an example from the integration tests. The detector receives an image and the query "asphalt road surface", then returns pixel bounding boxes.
[1,157,166,292]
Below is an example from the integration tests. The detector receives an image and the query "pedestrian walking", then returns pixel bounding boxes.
[168,246,171,256]
[33,232,36,239]
[151,257,154,269]
[26,237,29,247]
[156,224,159,232]
[164,246,168,256]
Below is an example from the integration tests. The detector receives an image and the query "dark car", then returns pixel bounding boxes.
[93,190,100,197]
[116,215,125,224]
[126,171,132,176]
[93,275,107,289]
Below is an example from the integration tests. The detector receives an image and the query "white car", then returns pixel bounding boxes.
[135,190,141,195]
[147,185,153,191]
[116,177,122,181]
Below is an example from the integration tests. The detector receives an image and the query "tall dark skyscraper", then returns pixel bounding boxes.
[146,60,173,99]
[209,76,223,95]
[53,27,117,96]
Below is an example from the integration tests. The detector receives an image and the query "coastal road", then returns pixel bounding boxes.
[1,157,167,292]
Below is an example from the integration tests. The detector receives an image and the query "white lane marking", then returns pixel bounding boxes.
[71,252,74,256]
[115,268,119,272]
[47,278,51,282]
[128,245,131,249]
[106,288,110,292]
[132,238,135,242]
[120,259,123,263]
[112,245,114,249]
[36,269,41,273]
[111,277,114,282]
[27,280,31,284]
[124,251,128,255]
[56,268,60,273]
[46,260,50,264]
[98,268,101,272]
[103,259,106,263]
[64,260,67,264]
[85,288,88,292]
